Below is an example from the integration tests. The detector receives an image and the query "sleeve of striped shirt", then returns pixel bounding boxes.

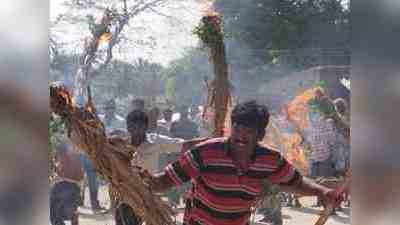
[164,147,202,187]
[268,156,302,186]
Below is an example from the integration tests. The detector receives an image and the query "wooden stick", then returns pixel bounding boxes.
[314,175,351,225]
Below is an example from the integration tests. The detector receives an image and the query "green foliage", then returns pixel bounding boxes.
[161,48,213,106]
[49,114,67,176]
[165,76,177,101]
[193,15,224,48]
[213,0,350,65]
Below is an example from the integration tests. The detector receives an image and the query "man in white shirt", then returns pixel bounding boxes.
[114,110,183,225]
[157,108,174,136]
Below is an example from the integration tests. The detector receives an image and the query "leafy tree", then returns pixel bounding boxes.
[162,48,213,106]
[213,0,350,65]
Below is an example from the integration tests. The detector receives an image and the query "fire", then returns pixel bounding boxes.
[200,0,219,16]
[286,88,319,129]
[98,32,112,45]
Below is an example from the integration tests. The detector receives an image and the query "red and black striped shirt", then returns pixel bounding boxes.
[165,137,301,225]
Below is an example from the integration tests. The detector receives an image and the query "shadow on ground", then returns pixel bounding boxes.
[78,207,112,221]
[290,206,322,215]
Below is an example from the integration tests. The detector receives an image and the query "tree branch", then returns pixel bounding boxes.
[73,0,169,99]
[128,0,167,18]
[147,6,185,27]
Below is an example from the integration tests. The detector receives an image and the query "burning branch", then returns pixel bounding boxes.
[74,0,166,100]
[50,83,175,225]
[194,11,231,137]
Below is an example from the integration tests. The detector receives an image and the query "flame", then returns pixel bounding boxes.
[200,0,219,16]
[98,32,112,45]
[286,88,319,129]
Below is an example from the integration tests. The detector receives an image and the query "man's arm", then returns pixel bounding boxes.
[149,171,176,193]
[279,176,330,197]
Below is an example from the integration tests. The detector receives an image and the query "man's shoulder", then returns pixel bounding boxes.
[255,145,281,158]
[147,133,183,144]
[193,137,227,150]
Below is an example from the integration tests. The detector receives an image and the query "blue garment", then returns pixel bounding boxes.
[79,154,100,209]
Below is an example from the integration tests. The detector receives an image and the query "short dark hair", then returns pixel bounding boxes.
[231,100,270,139]
[163,108,173,114]
[126,110,149,129]
[131,98,145,110]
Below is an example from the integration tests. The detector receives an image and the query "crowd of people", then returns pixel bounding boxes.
[50,92,349,225]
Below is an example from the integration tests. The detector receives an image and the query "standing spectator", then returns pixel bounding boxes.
[170,106,199,140]
[50,141,83,225]
[306,110,337,208]
[148,107,160,133]
[307,111,336,177]
[99,99,125,133]
[114,110,183,225]
[157,108,174,136]
[79,153,105,212]
[129,98,145,112]
[332,98,351,173]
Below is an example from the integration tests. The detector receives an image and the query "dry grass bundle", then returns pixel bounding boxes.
[49,83,175,225]
[194,14,231,137]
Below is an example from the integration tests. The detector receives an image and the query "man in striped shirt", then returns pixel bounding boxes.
[140,100,340,225]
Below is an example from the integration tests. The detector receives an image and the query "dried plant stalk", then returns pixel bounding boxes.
[195,14,231,137]
[49,83,175,225]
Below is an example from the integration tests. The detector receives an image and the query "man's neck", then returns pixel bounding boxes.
[131,135,147,147]
[228,141,253,171]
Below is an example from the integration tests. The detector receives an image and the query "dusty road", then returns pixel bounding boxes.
[78,185,350,225]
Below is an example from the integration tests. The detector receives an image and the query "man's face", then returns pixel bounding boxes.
[127,122,147,146]
[180,110,188,119]
[230,122,258,157]
[131,101,144,111]
[163,111,172,122]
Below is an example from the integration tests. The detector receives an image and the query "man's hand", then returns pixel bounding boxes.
[319,188,343,209]
[280,176,343,208]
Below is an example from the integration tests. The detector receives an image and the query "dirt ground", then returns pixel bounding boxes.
[77,185,350,225]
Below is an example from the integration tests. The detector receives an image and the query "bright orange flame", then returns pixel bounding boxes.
[286,88,318,129]
[200,0,219,16]
[98,32,112,45]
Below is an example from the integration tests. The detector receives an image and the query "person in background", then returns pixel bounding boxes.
[189,105,199,121]
[79,153,105,212]
[306,92,337,208]
[114,110,183,225]
[157,108,174,136]
[129,98,145,112]
[333,97,350,131]
[50,141,83,225]
[147,107,160,133]
[170,105,199,140]
[98,99,125,133]
[194,105,213,137]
